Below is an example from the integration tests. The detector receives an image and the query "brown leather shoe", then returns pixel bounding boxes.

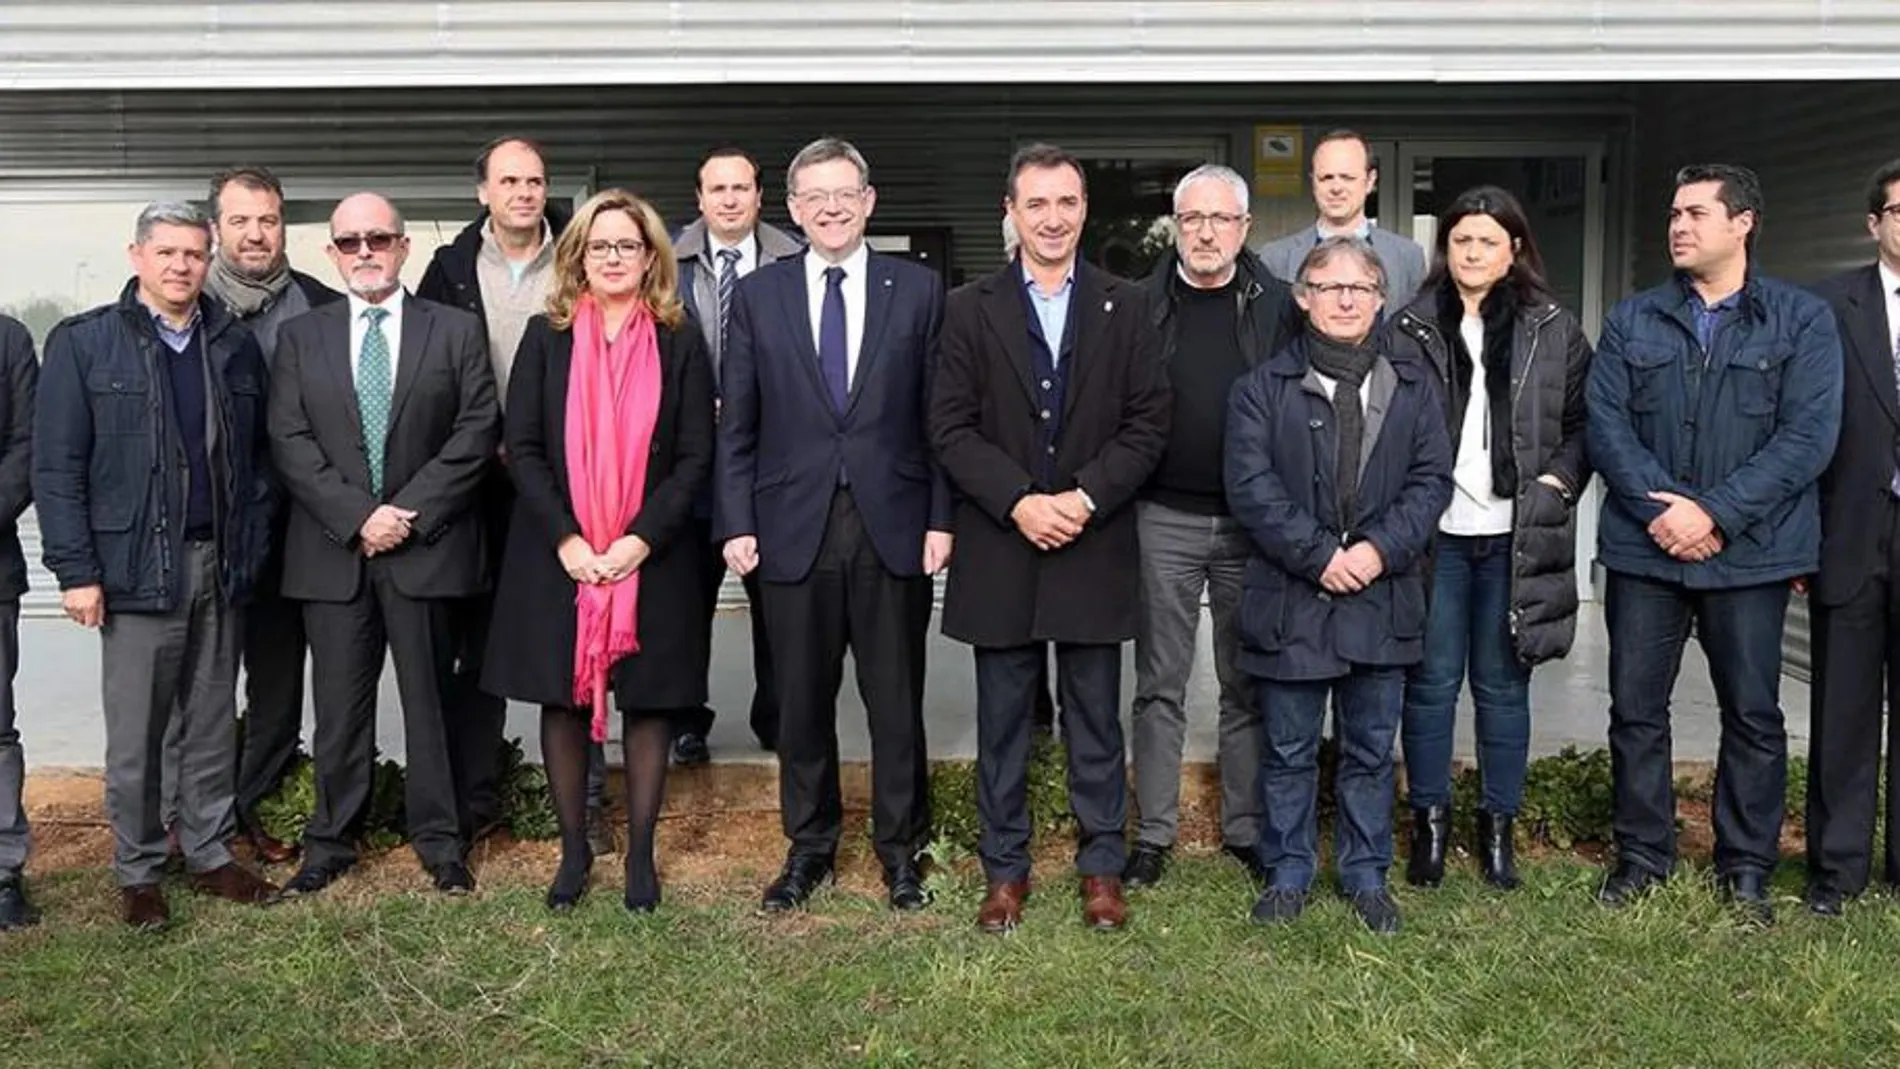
[246,829,299,866]
[189,862,279,905]
[1080,875,1127,931]
[120,884,170,930]
[975,880,1029,934]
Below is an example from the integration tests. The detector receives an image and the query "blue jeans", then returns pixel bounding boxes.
[1604,571,1789,877]
[1402,534,1533,814]
[1257,667,1404,893]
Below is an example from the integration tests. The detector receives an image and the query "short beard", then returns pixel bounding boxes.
[222,250,287,280]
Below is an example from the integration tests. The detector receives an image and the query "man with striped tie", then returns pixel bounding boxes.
[268,193,500,899]
[672,145,804,764]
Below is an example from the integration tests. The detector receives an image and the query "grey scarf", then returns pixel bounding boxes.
[206,253,291,318]
[1307,328,1377,530]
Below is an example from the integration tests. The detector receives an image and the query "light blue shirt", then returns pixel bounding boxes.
[1021,262,1076,364]
[147,302,201,354]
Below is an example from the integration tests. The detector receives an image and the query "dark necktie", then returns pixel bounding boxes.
[819,265,849,412]
[715,247,741,356]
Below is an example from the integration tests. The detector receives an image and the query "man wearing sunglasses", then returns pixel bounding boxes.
[417,136,570,853]
[268,193,500,899]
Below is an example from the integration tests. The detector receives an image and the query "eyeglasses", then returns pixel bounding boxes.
[1302,281,1382,301]
[585,239,648,261]
[1879,204,1900,220]
[1175,211,1246,233]
[792,188,866,211]
[331,232,401,255]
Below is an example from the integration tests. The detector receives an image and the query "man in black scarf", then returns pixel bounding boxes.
[1223,236,1453,934]
[193,166,342,865]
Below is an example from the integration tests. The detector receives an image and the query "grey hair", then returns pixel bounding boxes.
[1001,215,1020,258]
[1172,164,1250,215]
[134,201,212,245]
[1296,235,1387,297]
[786,136,870,194]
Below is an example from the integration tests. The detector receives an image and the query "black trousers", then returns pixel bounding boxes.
[975,641,1126,883]
[757,490,932,872]
[302,564,463,869]
[235,518,308,824]
[445,464,512,836]
[1809,498,1900,894]
[685,516,781,746]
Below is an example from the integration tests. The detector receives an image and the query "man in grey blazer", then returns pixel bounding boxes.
[268,192,500,899]
[1257,130,1427,309]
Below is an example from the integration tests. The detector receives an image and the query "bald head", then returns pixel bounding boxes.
[326,192,411,300]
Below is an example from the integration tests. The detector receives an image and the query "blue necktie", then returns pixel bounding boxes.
[819,265,849,412]
[715,247,741,357]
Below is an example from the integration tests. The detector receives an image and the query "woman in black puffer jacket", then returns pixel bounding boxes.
[1388,185,1594,891]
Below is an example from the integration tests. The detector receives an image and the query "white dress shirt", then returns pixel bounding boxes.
[804,243,869,386]
[1441,314,1515,536]
[347,289,405,383]
[1880,261,1900,356]
[712,232,760,279]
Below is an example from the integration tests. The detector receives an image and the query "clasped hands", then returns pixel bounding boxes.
[559,533,651,585]
[1647,491,1723,562]
[1319,541,1385,595]
[358,504,417,557]
[1010,490,1092,551]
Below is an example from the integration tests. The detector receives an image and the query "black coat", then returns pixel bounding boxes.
[480,315,715,711]
[1391,281,1594,665]
[1812,264,1899,607]
[34,283,273,612]
[417,204,574,324]
[268,296,500,602]
[0,317,37,602]
[929,262,1171,647]
[1224,334,1453,682]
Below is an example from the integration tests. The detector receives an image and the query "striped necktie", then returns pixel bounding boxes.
[715,247,742,356]
[358,306,393,497]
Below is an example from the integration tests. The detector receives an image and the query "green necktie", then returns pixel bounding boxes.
[357,306,393,497]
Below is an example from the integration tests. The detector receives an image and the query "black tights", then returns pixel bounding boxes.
[541,706,672,906]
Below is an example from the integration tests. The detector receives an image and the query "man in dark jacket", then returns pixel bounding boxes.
[33,202,279,929]
[201,165,344,865]
[1796,160,1900,917]
[1123,163,1297,891]
[930,144,1171,933]
[0,315,37,929]
[1225,236,1453,935]
[416,136,575,848]
[1587,164,1842,924]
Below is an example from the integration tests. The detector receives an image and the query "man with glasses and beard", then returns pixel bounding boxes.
[199,166,343,866]
[269,193,499,899]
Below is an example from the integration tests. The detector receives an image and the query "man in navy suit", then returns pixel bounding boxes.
[715,137,951,914]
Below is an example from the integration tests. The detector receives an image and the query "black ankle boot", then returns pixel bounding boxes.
[1476,810,1519,890]
[1406,805,1451,887]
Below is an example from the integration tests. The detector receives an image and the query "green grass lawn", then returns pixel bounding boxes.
[4,857,1900,1068]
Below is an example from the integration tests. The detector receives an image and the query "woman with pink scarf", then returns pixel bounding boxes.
[482,190,714,913]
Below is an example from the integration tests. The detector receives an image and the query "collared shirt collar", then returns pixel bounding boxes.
[711,231,757,264]
[140,295,201,353]
[1316,219,1373,242]
[805,241,870,285]
[1878,260,1900,306]
[348,288,404,319]
[1020,258,1076,297]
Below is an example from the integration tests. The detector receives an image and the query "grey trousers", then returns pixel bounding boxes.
[0,600,25,881]
[102,541,240,886]
[1130,500,1262,850]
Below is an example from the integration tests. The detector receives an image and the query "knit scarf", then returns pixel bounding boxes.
[565,294,664,743]
[205,253,291,318]
[1307,327,1378,531]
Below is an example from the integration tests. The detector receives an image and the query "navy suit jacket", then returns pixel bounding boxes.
[714,250,952,583]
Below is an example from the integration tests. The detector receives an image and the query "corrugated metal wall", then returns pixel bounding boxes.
[1630,81,1900,677]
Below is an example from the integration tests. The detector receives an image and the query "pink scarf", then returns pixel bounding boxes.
[566,294,663,742]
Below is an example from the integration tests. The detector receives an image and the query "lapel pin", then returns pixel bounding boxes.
[1104,300,1113,312]
[883,278,893,287]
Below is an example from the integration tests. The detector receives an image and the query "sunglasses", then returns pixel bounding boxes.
[331,231,402,255]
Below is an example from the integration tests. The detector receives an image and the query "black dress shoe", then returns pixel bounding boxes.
[885,863,932,912]
[1475,810,1520,890]
[1406,805,1451,888]
[672,731,712,768]
[1221,842,1271,885]
[0,878,40,930]
[1597,861,1666,908]
[278,861,351,899]
[1720,870,1774,927]
[1347,887,1403,935]
[1121,845,1169,888]
[762,854,833,912]
[429,861,476,896]
[1807,883,1846,917]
